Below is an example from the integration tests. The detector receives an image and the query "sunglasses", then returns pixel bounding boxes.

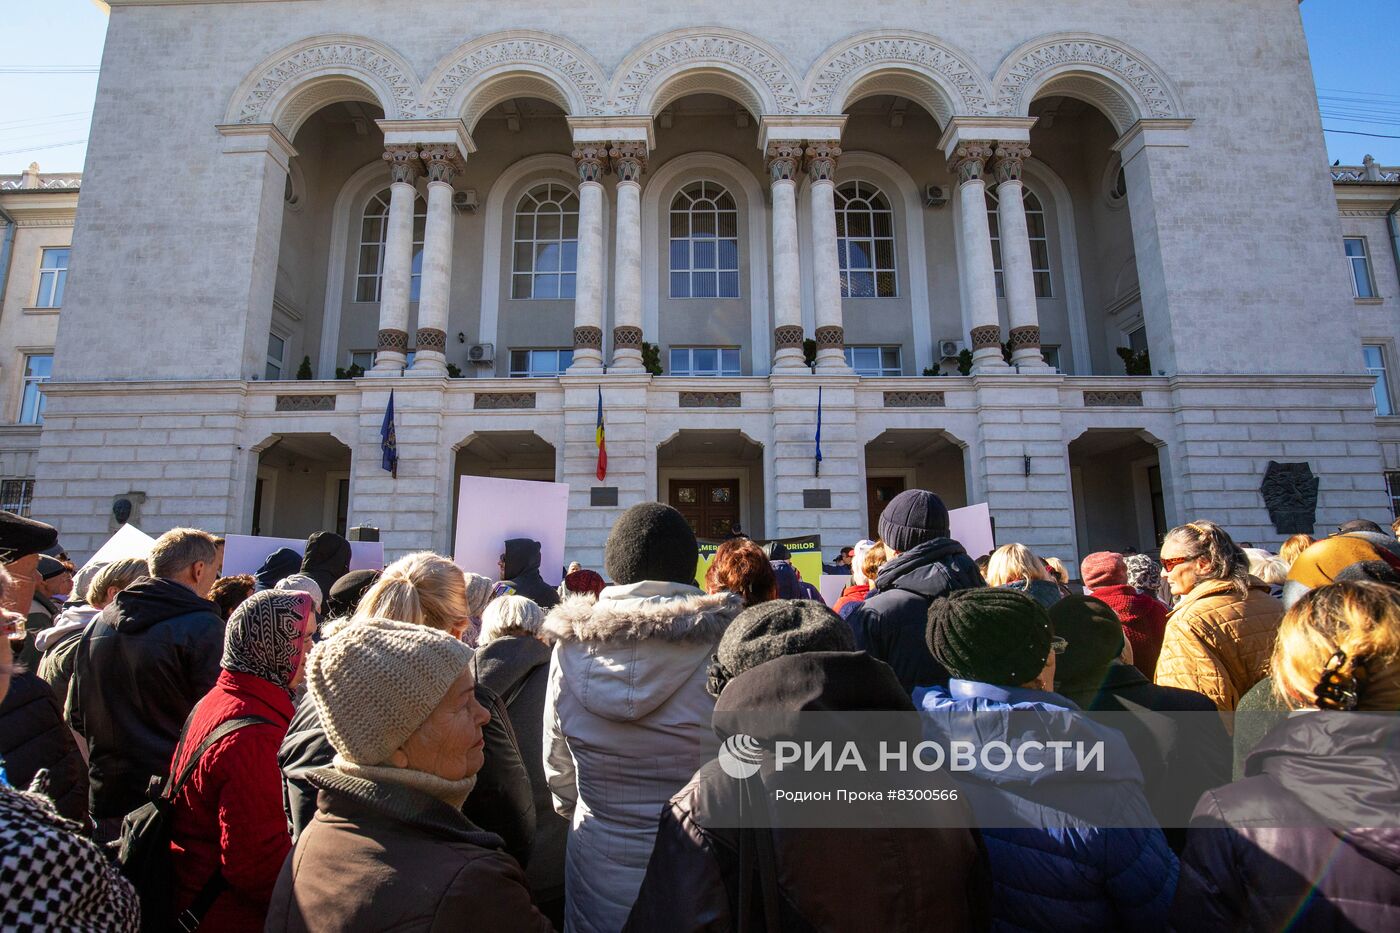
[1159,554,1199,572]
[1049,636,1068,655]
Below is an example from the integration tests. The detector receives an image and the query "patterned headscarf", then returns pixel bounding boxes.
[1124,554,1162,594]
[222,589,316,695]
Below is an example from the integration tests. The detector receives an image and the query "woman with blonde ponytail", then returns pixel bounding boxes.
[353,553,472,638]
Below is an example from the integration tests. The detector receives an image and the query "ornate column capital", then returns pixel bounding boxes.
[419,145,464,185]
[948,140,995,185]
[804,143,842,184]
[609,142,647,184]
[993,142,1032,185]
[572,144,609,184]
[765,141,803,183]
[383,145,423,185]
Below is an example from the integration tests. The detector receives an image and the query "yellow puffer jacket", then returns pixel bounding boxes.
[1155,578,1284,719]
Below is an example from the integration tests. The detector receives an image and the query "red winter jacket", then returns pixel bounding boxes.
[1090,584,1169,679]
[168,670,294,932]
[831,583,870,616]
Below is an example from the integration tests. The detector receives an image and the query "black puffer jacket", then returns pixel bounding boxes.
[1174,712,1400,931]
[67,577,224,819]
[299,532,351,600]
[846,538,984,692]
[0,671,88,823]
[499,538,559,609]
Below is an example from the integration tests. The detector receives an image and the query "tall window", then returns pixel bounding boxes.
[1364,344,1394,416]
[513,183,579,299]
[835,182,896,298]
[1388,472,1400,518]
[34,248,69,308]
[509,348,573,377]
[19,354,51,424]
[1345,237,1377,299]
[0,479,34,517]
[670,347,741,376]
[266,333,285,381]
[670,181,739,298]
[988,186,1052,298]
[844,345,902,376]
[355,189,427,302]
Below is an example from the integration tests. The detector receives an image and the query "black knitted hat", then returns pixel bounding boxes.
[1047,596,1125,688]
[327,569,381,618]
[927,588,1051,686]
[36,555,68,580]
[0,510,58,564]
[878,489,951,553]
[604,502,698,586]
[708,599,855,697]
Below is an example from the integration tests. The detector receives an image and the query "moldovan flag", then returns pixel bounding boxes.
[595,386,607,481]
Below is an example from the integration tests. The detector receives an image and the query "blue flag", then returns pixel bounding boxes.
[381,390,397,479]
[815,386,823,477]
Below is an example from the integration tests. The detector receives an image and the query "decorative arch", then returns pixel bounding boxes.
[991,33,1184,133]
[610,28,801,116]
[801,31,991,123]
[226,35,420,135]
[420,31,607,129]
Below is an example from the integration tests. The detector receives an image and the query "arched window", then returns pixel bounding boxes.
[670,181,739,298]
[987,186,1052,298]
[512,183,579,299]
[355,188,427,303]
[835,181,896,298]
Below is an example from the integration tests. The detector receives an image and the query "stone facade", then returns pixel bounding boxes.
[10,0,1400,568]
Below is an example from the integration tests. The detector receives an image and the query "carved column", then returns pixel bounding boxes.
[767,141,806,370]
[568,144,607,371]
[411,146,462,373]
[950,141,1009,372]
[372,145,421,372]
[993,143,1048,370]
[609,142,647,372]
[806,143,852,373]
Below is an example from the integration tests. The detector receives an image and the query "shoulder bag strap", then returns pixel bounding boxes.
[163,715,272,802]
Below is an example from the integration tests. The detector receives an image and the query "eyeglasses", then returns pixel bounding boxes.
[1049,636,1068,655]
[1160,554,1199,572]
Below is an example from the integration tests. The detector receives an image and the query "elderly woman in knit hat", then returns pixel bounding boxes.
[266,618,552,933]
[917,588,1178,932]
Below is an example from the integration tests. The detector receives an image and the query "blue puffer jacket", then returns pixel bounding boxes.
[916,680,1178,932]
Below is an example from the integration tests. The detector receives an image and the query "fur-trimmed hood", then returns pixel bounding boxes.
[545,582,741,723]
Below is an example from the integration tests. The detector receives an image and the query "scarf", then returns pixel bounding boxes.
[222,589,315,695]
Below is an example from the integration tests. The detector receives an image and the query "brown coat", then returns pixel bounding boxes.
[265,766,553,933]
[1155,578,1283,717]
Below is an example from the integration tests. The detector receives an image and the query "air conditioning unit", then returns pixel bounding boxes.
[938,339,965,359]
[924,184,948,208]
[467,342,494,363]
[452,188,479,213]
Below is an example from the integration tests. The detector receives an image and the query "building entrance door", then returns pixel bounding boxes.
[669,478,741,538]
[866,475,907,539]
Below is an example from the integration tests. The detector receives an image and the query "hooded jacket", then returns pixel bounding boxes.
[625,651,988,932]
[66,576,225,819]
[846,538,985,692]
[1154,578,1283,718]
[35,603,99,717]
[298,532,351,600]
[0,670,88,823]
[543,584,742,933]
[1175,712,1400,931]
[255,548,302,592]
[500,538,560,609]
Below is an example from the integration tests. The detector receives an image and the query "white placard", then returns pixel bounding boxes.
[453,476,570,587]
[221,534,384,578]
[818,574,851,607]
[948,502,995,560]
[79,524,156,574]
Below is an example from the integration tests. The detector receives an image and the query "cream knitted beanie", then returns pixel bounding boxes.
[307,616,472,766]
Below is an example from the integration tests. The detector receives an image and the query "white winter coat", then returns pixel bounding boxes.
[542,582,741,933]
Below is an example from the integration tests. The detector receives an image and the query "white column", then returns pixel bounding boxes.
[411,146,462,374]
[372,146,421,373]
[609,143,646,372]
[951,141,1009,373]
[767,141,806,370]
[568,144,606,371]
[994,143,1049,370]
[806,143,852,373]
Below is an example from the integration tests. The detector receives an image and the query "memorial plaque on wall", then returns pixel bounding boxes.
[803,489,832,509]
[1260,461,1319,534]
[590,487,619,507]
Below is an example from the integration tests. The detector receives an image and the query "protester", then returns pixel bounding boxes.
[37,556,149,713]
[266,619,552,932]
[1125,552,1170,605]
[0,564,140,931]
[1043,555,1071,587]
[460,570,493,647]
[831,538,877,615]
[561,567,605,599]
[544,502,743,933]
[208,573,256,622]
[0,653,89,824]
[1154,521,1284,715]
[1080,550,1169,678]
[1242,547,1287,598]
[847,490,985,691]
[254,547,301,592]
[1282,533,1400,608]
[478,594,544,647]
[275,573,324,616]
[918,588,1178,930]
[984,543,1065,607]
[167,590,317,931]
[763,541,824,603]
[325,569,379,620]
[1174,581,1400,930]
[1278,533,1314,568]
[19,554,70,668]
[298,531,351,600]
[627,599,986,931]
[69,527,224,839]
[495,537,560,609]
[704,537,777,608]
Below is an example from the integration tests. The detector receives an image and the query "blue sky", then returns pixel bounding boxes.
[1,1,1397,175]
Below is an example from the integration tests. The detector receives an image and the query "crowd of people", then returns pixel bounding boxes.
[1,497,1400,931]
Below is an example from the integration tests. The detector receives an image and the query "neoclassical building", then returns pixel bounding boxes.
[23,0,1400,568]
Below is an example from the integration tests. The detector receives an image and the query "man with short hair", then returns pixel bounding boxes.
[69,527,225,837]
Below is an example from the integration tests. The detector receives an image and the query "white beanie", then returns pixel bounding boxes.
[306,617,472,765]
[479,594,545,645]
[276,573,323,612]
